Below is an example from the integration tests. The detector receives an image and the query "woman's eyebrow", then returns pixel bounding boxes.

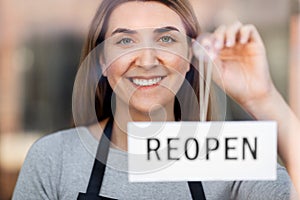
[110,26,180,36]
[154,26,180,33]
[111,28,137,36]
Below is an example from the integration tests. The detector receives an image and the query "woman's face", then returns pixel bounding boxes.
[102,1,192,115]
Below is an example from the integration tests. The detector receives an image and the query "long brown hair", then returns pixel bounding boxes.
[74,0,215,126]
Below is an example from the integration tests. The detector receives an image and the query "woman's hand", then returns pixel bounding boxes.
[195,22,275,109]
[195,22,300,197]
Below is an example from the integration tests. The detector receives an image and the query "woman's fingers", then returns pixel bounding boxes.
[212,22,263,48]
[239,24,253,44]
[193,33,216,59]
[213,25,226,49]
[224,21,243,47]
[193,22,264,61]
[239,24,263,45]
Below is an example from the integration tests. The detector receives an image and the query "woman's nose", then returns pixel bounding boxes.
[135,48,160,69]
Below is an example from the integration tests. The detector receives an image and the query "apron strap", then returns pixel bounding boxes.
[188,181,206,200]
[77,118,116,200]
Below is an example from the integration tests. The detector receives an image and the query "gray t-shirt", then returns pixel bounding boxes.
[13,127,296,200]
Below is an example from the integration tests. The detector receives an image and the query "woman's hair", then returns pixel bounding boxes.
[75,0,216,126]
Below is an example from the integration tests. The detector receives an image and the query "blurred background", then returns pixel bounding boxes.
[0,0,299,199]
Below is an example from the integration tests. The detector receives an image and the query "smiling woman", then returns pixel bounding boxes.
[12,0,297,199]
[83,0,202,126]
[103,26,191,119]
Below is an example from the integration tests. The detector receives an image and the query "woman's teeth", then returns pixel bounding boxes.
[132,77,162,86]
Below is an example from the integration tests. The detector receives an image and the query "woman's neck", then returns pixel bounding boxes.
[111,97,175,151]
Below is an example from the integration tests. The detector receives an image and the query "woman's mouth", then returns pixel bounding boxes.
[129,77,164,87]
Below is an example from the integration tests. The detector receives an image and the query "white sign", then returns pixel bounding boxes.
[127,121,277,182]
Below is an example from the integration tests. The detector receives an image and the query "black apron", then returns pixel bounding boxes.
[77,118,206,200]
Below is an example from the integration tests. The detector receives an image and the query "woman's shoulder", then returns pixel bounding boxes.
[35,127,85,145]
[26,127,90,159]
[13,127,93,200]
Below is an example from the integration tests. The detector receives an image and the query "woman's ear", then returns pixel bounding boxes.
[188,46,193,62]
[99,54,107,77]
[185,39,196,72]
[189,39,196,61]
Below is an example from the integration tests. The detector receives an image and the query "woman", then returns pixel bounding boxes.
[13,0,297,199]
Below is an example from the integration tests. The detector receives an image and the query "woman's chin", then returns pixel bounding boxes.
[128,102,169,121]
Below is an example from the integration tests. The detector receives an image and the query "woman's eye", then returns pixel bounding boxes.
[117,38,134,45]
[159,36,175,43]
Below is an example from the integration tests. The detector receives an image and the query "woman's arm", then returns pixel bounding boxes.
[245,80,300,197]
[12,134,61,200]
[196,22,300,196]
